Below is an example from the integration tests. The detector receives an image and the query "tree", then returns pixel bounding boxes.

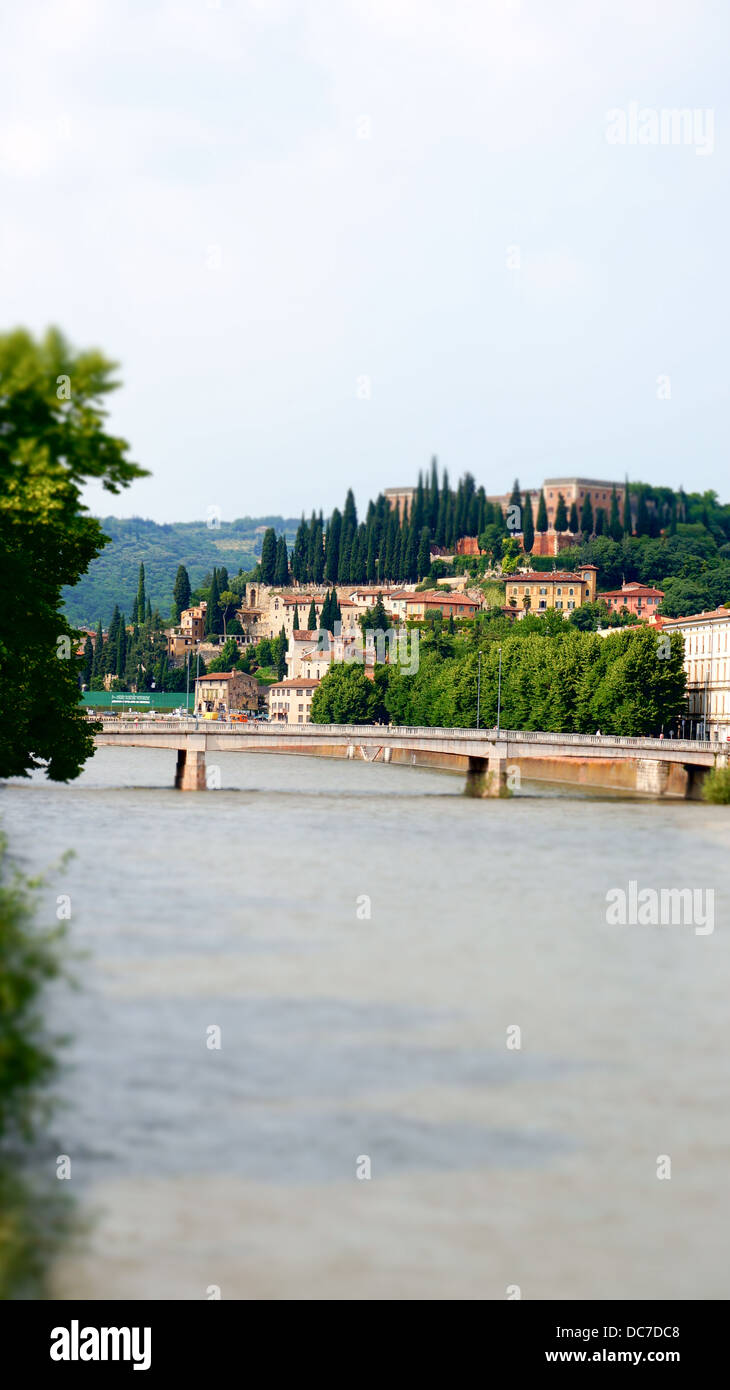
[536,490,548,532]
[609,488,622,542]
[260,528,277,584]
[509,478,522,508]
[172,564,191,621]
[623,477,632,535]
[555,493,568,531]
[568,501,580,534]
[136,564,146,626]
[81,634,94,686]
[218,590,238,637]
[0,328,145,780]
[307,599,317,631]
[417,526,431,580]
[205,569,221,634]
[293,604,300,631]
[310,663,382,724]
[522,493,535,553]
[594,508,606,536]
[274,535,289,586]
[274,627,287,680]
[580,494,594,537]
[636,491,651,537]
[206,637,241,673]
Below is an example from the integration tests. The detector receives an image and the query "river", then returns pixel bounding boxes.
[3,746,729,1300]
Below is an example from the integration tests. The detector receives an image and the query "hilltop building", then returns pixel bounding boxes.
[269,677,320,724]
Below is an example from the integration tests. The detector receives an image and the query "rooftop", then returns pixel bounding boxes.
[661,607,730,626]
[270,677,321,689]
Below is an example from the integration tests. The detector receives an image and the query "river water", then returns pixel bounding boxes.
[3,747,729,1300]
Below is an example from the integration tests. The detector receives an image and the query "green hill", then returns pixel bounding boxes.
[62,515,299,627]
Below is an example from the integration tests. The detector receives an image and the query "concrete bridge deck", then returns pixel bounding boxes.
[93,720,727,797]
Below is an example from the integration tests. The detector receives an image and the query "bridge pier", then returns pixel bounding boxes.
[175,748,207,791]
[635,759,671,797]
[465,753,508,798]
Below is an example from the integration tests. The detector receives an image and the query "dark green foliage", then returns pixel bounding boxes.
[536,490,548,532]
[569,501,580,534]
[172,564,191,621]
[0,327,145,781]
[580,494,594,537]
[274,535,289,586]
[522,493,535,553]
[260,528,277,584]
[417,526,431,579]
[555,493,568,531]
[307,599,317,631]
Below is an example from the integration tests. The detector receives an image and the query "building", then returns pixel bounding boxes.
[505,565,598,614]
[403,592,481,620]
[542,479,624,530]
[194,671,259,715]
[597,581,664,619]
[166,603,207,660]
[456,536,481,556]
[659,608,730,741]
[268,676,320,723]
[384,487,415,521]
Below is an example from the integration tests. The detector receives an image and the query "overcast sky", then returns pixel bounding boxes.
[2,0,727,523]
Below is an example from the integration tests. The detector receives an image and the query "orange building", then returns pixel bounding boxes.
[597,581,664,618]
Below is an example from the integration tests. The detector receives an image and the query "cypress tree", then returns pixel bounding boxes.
[595,508,606,536]
[105,606,121,673]
[82,634,94,685]
[509,478,522,508]
[568,501,580,534]
[623,477,632,534]
[325,508,342,584]
[522,493,535,553]
[145,598,152,624]
[312,516,325,583]
[274,535,289,586]
[429,457,439,531]
[366,527,377,582]
[555,493,568,531]
[609,488,622,541]
[292,516,308,583]
[307,599,317,631]
[276,627,287,680]
[92,619,104,678]
[354,524,368,584]
[206,569,220,634]
[435,472,448,547]
[405,521,419,582]
[116,614,127,680]
[260,528,277,584]
[636,490,650,537]
[136,564,146,626]
[536,490,548,532]
[293,604,300,631]
[172,564,191,621]
[417,526,431,580]
[580,494,594,537]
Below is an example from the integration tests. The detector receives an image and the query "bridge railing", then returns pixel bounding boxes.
[93,717,721,754]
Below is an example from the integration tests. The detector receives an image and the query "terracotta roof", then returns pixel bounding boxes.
[661,607,730,626]
[598,585,664,598]
[270,678,321,689]
[407,592,480,606]
[196,671,252,682]
[292,630,317,640]
[509,571,591,583]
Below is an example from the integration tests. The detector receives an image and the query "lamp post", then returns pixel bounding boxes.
[476,650,482,730]
[496,646,502,736]
[186,648,190,713]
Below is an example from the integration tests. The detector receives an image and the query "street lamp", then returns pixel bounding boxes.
[496,646,502,736]
[476,650,482,730]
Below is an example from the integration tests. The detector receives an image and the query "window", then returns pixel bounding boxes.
[298,704,303,712]
[539,587,547,595]
[556,601,563,609]
[296,689,303,696]
[567,601,575,609]
[539,601,547,610]
[568,588,574,596]
[557,588,562,595]
[298,716,303,723]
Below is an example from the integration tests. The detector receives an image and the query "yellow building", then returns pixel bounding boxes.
[506,565,598,614]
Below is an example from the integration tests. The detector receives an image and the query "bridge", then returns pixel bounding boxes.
[93,719,728,797]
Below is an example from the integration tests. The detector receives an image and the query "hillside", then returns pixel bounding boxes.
[62,515,299,627]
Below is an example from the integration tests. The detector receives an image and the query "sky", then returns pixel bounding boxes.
[1,0,728,523]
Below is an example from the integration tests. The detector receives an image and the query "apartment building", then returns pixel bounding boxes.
[660,608,730,741]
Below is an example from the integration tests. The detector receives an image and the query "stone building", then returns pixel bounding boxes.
[660,607,730,741]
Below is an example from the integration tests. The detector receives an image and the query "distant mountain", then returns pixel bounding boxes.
[62,515,300,627]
